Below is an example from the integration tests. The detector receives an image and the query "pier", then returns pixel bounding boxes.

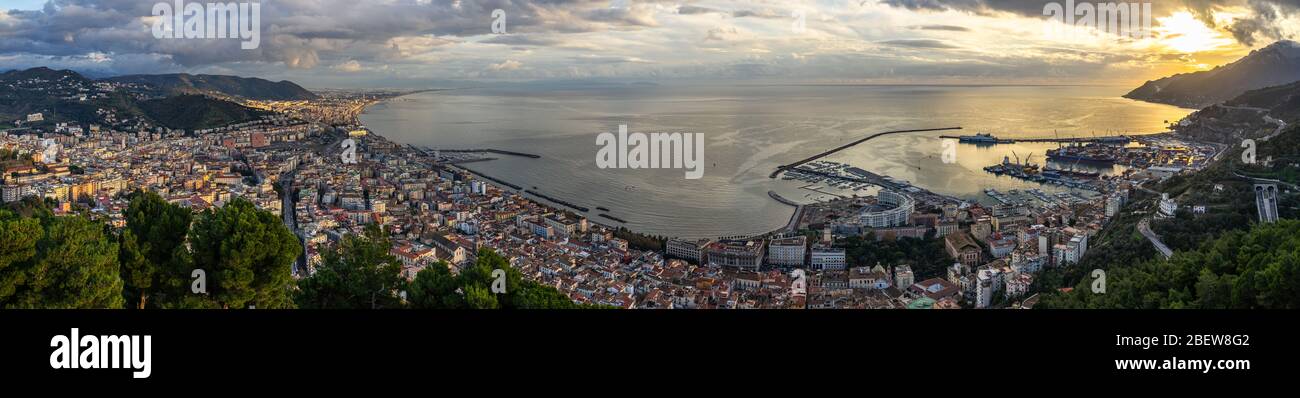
[768,191,805,233]
[771,127,962,179]
[436,148,541,158]
[940,134,1133,144]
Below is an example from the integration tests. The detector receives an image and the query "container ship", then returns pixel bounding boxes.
[1046,143,1117,164]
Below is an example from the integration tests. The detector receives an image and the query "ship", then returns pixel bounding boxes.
[1043,167,1100,179]
[1046,143,1117,163]
[959,133,1004,144]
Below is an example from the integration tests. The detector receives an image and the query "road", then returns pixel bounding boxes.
[280,127,346,277]
[1137,217,1173,259]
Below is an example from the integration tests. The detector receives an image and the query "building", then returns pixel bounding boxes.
[970,218,993,242]
[944,231,982,268]
[849,265,891,290]
[935,222,958,237]
[809,245,846,270]
[666,238,710,265]
[857,190,914,228]
[1256,184,1279,223]
[1157,193,1178,219]
[988,236,1016,258]
[706,239,765,270]
[767,236,807,267]
[973,269,995,309]
[1105,193,1124,217]
[908,278,961,300]
[894,265,914,290]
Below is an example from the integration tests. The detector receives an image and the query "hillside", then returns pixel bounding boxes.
[105,73,318,101]
[0,67,90,83]
[1125,40,1300,109]
[138,95,271,130]
[1172,79,1300,143]
[2,67,278,132]
[1039,123,1300,308]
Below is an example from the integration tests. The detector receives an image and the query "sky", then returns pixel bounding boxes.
[1,0,1299,88]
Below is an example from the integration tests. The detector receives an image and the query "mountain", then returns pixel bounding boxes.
[1125,40,1300,108]
[1,67,274,131]
[0,67,90,83]
[104,73,318,101]
[1224,80,1300,122]
[138,95,271,130]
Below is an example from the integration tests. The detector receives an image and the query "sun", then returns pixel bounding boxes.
[1156,11,1234,53]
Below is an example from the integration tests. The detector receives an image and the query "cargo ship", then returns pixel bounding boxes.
[1046,143,1117,163]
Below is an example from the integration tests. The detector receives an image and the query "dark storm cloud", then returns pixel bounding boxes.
[880,0,1300,45]
[0,0,662,74]
[1225,0,1300,45]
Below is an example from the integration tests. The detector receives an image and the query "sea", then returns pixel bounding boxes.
[359,83,1192,239]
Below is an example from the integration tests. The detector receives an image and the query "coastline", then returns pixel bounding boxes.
[356,89,797,240]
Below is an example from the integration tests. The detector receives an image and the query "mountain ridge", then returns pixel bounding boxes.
[1125,40,1300,108]
[104,73,318,101]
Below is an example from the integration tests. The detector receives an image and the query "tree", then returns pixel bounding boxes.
[406,247,589,309]
[463,285,499,309]
[0,211,41,304]
[186,197,300,309]
[119,190,193,309]
[407,261,462,309]
[296,224,406,309]
[1040,219,1300,309]
[1,215,124,309]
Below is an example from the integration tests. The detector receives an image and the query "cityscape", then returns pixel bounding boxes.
[1,0,1298,313]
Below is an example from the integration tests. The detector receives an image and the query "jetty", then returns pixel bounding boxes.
[771,127,962,178]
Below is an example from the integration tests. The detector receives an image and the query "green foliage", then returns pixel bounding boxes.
[119,190,193,309]
[614,227,666,252]
[0,211,42,303]
[836,234,950,279]
[137,94,270,130]
[296,225,406,309]
[187,197,300,309]
[0,212,124,309]
[407,247,591,309]
[1040,219,1300,309]
[407,261,463,309]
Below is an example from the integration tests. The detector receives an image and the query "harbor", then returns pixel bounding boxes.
[944,132,1134,145]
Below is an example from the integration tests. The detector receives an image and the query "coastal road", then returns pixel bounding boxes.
[1137,217,1173,259]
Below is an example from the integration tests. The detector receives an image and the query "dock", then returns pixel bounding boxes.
[436,148,541,158]
[770,127,962,178]
[940,135,1133,144]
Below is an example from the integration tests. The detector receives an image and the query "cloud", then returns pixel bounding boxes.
[677,6,722,15]
[879,39,960,48]
[333,59,363,72]
[488,59,522,71]
[0,0,664,76]
[880,0,1300,45]
[733,9,783,19]
[912,24,971,32]
[481,35,563,46]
